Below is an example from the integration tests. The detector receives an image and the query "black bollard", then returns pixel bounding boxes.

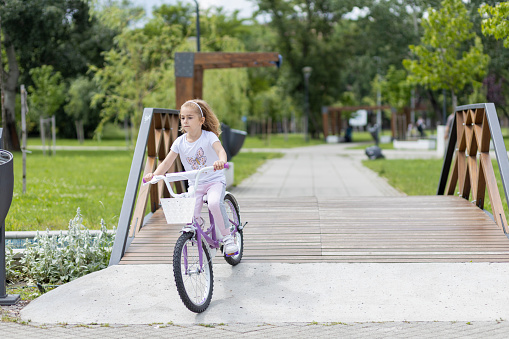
[0,149,20,305]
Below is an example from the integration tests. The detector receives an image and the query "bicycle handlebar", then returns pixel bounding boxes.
[143,163,229,198]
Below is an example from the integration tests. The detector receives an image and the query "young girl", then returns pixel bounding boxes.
[143,99,238,256]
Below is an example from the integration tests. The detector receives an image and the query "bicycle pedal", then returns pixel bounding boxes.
[225,251,239,257]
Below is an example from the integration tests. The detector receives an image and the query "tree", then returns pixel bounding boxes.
[65,76,99,143]
[0,0,118,150]
[255,0,366,137]
[27,65,66,121]
[479,2,509,48]
[91,15,184,135]
[379,66,412,112]
[91,2,256,134]
[403,0,489,120]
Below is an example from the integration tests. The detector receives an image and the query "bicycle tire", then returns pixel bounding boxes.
[223,193,243,266]
[173,232,213,313]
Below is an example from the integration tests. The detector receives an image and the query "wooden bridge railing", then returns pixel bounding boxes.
[109,108,183,265]
[438,103,509,234]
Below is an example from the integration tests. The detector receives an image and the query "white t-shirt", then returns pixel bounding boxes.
[170,130,226,186]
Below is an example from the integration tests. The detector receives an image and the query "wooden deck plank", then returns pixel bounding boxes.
[119,196,509,264]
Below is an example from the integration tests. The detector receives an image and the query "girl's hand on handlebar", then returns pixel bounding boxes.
[213,160,225,171]
[143,172,154,184]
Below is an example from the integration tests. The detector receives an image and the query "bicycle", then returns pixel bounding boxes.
[145,164,245,313]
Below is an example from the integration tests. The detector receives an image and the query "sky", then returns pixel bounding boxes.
[132,0,258,19]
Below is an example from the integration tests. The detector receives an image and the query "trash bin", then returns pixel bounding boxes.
[0,149,20,305]
[365,145,385,160]
[0,150,14,225]
[221,123,247,161]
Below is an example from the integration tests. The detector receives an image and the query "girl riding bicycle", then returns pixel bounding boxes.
[143,99,239,257]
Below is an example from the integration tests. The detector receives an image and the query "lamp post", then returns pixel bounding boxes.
[302,66,312,142]
[193,0,201,52]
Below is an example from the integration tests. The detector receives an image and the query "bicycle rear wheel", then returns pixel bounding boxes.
[173,232,213,313]
[223,193,243,266]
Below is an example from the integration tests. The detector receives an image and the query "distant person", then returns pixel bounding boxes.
[407,123,414,138]
[344,125,352,142]
[416,116,426,137]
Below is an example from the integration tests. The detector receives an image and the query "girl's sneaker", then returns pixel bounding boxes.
[223,235,239,257]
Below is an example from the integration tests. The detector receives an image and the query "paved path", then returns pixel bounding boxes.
[3,142,509,337]
[233,144,404,198]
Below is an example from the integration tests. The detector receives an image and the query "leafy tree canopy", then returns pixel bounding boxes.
[27,65,66,120]
[403,0,489,99]
[479,2,509,48]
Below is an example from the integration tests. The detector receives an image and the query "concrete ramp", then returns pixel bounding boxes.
[20,263,509,324]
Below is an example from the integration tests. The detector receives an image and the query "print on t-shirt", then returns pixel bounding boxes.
[187,147,207,170]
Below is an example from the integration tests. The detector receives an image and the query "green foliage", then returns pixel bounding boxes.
[250,83,296,126]
[403,0,489,95]
[91,2,256,133]
[1,0,117,82]
[480,2,509,48]
[19,208,115,284]
[255,0,363,134]
[379,67,412,111]
[4,245,17,283]
[90,0,145,31]
[27,65,66,119]
[154,1,195,36]
[91,15,181,134]
[64,76,98,123]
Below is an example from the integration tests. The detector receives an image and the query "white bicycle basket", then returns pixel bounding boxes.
[160,197,196,224]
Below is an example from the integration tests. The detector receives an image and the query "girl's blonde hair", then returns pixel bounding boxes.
[180,99,221,137]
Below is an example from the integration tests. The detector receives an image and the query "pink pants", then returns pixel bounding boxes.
[193,182,230,237]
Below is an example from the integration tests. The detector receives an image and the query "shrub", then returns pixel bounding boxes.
[19,208,115,284]
[5,245,18,283]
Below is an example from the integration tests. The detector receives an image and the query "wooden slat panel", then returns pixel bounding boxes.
[119,196,509,264]
[194,52,279,66]
[480,153,509,233]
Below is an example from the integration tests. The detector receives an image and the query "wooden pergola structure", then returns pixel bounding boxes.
[175,52,282,107]
[322,105,429,140]
[321,105,391,139]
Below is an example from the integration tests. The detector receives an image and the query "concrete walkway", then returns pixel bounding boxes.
[233,144,404,198]
[4,143,509,337]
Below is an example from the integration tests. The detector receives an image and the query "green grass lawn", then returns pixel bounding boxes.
[26,137,132,147]
[362,158,444,195]
[362,158,509,220]
[243,133,325,148]
[8,150,133,232]
[6,149,282,232]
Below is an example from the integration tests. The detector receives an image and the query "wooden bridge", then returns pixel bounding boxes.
[109,101,509,266]
[119,195,509,264]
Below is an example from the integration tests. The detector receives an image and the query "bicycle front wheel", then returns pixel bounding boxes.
[173,232,213,313]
